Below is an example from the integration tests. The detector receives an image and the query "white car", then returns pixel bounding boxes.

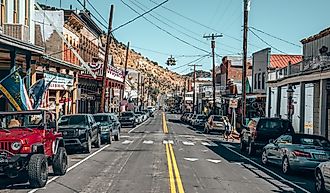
[315,161,330,192]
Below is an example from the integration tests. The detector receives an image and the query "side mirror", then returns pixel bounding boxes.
[269,139,274,144]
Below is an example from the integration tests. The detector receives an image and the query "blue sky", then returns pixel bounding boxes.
[39,0,330,74]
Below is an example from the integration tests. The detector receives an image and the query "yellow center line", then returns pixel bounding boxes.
[165,143,177,193]
[169,143,185,193]
[162,112,168,133]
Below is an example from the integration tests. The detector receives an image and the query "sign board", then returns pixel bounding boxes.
[84,61,124,82]
[229,99,238,108]
[45,72,74,90]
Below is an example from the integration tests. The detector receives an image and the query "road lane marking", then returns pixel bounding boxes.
[162,112,168,133]
[182,141,195,146]
[184,158,198,162]
[143,140,154,144]
[163,140,174,144]
[206,159,222,164]
[165,143,177,193]
[122,140,134,144]
[28,144,110,193]
[128,119,149,133]
[222,144,311,193]
[168,143,185,193]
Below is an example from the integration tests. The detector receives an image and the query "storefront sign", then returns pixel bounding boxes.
[45,72,74,90]
[85,61,124,82]
[229,99,238,108]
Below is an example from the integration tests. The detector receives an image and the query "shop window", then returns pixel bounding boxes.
[262,72,265,90]
[1,0,6,26]
[254,73,257,90]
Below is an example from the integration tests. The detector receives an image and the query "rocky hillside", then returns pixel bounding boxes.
[185,70,211,78]
[110,39,186,95]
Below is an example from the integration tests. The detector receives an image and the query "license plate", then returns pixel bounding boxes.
[314,154,328,160]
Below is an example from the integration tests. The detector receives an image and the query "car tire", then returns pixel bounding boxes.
[53,147,68,176]
[282,156,291,174]
[84,135,92,153]
[247,141,256,156]
[240,137,246,152]
[114,131,120,141]
[28,154,48,188]
[95,133,101,148]
[261,150,268,165]
[315,168,326,193]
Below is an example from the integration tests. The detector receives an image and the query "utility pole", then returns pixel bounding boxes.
[137,73,140,110]
[203,33,222,115]
[100,5,114,113]
[141,76,145,110]
[121,42,130,101]
[242,0,250,124]
[183,77,186,112]
[189,64,202,114]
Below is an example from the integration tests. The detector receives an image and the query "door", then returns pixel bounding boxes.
[273,135,292,164]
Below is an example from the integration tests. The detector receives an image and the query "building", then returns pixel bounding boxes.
[251,48,302,118]
[266,27,330,138]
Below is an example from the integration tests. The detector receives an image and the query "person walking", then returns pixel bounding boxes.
[224,116,232,141]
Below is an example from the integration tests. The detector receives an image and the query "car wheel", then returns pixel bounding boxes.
[95,133,101,148]
[282,156,291,174]
[108,131,112,144]
[315,169,326,193]
[28,154,48,188]
[261,150,268,165]
[84,135,92,153]
[53,147,68,176]
[247,141,255,156]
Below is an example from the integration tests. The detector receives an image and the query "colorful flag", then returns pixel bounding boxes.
[0,69,32,111]
[29,77,54,109]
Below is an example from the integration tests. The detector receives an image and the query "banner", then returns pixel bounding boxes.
[0,69,32,111]
[29,78,54,109]
[44,72,73,90]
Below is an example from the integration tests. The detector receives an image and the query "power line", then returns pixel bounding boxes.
[120,0,211,54]
[171,54,209,70]
[86,0,108,24]
[249,26,302,48]
[76,0,108,29]
[249,29,287,54]
[112,0,169,33]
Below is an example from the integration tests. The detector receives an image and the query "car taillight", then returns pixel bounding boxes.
[292,150,311,158]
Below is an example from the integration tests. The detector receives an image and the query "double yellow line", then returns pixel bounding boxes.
[163,112,185,193]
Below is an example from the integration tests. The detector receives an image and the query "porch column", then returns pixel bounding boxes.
[299,82,305,133]
[10,49,17,71]
[31,64,37,85]
[276,86,281,117]
[25,53,31,88]
[267,87,271,117]
[319,79,327,137]
[55,91,60,120]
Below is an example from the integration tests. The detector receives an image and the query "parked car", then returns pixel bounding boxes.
[240,117,294,155]
[58,114,101,153]
[134,112,144,124]
[204,115,225,134]
[147,109,155,117]
[183,113,192,123]
[315,161,330,193]
[180,113,189,122]
[262,134,330,175]
[192,114,207,128]
[0,110,68,188]
[142,110,150,118]
[119,111,136,128]
[135,111,147,122]
[93,113,121,143]
[188,114,197,125]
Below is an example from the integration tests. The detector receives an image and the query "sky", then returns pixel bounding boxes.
[39,0,330,75]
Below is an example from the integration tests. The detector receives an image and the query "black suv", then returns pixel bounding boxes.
[240,117,294,155]
[58,114,101,153]
[119,111,136,128]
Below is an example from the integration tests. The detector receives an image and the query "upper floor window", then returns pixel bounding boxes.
[262,72,265,90]
[1,0,6,26]
[13,0,18,23]
[257,73,261,90]
[25,0,29,25]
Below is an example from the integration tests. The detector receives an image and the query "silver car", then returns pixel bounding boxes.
[261,133,330,174]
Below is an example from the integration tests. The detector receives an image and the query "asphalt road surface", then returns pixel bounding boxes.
[0,112,316,193]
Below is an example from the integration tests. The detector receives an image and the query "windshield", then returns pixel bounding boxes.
[258,119,293,132]
[293,135,330,147]
[213,116,223,122]
[0,112,45,129]
[122,112,134,117]
[93,115,109,123]
[197,115,207,120]
[58,115,87,126]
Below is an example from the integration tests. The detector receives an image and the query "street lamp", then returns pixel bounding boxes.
[287,85,294,122]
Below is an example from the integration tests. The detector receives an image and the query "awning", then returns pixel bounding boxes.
[42,55,84,71]
[0,33,44,54]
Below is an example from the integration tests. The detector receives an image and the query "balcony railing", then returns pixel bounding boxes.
[3,23,30,42]
[303,56,330,71]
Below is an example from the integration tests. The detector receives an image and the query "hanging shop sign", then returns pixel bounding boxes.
[44,72,74,90]
[85,61,124,82]
[229,98,238,108]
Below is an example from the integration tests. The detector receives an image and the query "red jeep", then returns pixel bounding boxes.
[0,110,68,188]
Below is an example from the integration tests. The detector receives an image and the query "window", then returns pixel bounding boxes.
[25,0,29,25]
[257,73,261,89]
[254,73,257,90]
[13,0,18,23]
[262,72,265,90]
[1,0,6,26]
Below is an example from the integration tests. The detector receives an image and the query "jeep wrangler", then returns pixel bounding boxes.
[0,110,68,188]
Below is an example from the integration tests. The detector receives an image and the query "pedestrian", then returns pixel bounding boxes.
[224,117,232,141]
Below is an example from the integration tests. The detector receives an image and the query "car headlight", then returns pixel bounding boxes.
[78,129,86,135]
[11,141,22,151]
[101,126,109,131]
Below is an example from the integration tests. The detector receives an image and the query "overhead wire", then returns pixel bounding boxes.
[76,0,108,29]
[86,0,108,24]
[249,29,287,54]
[171,54,209,70]
[120,0,211,54]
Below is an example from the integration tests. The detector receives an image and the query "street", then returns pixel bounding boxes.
[0,112,316,193]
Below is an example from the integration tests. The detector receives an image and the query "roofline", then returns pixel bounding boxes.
[252,48,271,55]
[300,27,330,44]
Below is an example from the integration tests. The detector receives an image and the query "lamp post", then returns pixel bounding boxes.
[287,85,294,122]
